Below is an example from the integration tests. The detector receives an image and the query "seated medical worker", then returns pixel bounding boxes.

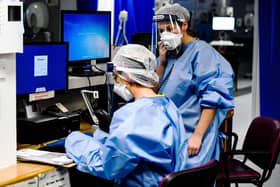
[65,44,190,187]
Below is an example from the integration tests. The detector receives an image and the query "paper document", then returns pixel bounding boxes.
[17,148,75,167]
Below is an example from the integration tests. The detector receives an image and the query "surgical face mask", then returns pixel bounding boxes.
[160,31,182,51]
[113,82,133,101]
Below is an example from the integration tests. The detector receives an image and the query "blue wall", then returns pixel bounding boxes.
[114,0,154,43]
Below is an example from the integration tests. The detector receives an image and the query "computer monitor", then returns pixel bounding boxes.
[16,42,68,96]
[212,16,235,31]
[61,10,111,76]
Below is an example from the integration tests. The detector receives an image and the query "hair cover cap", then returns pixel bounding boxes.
[112,44,159,88]
[155,3,190,22]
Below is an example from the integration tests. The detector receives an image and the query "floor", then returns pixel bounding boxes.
[230,79,280,187]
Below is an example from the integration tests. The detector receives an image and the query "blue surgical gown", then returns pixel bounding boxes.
[65,96,189,187]
[158,40,235,167]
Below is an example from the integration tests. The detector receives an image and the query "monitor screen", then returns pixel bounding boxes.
[61,10,111,76]
[212,17,235,31]
[16,43,68,95]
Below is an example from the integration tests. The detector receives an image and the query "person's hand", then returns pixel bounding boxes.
[158,41,168,64]
[187,133,202,156]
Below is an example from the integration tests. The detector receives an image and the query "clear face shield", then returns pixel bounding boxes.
[152,14,183,57]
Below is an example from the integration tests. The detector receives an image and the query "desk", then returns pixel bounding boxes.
[80,120,94,133]
[8,122,93,186]
[0,162,54,186]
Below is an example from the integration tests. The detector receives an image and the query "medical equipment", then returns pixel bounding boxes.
[114,10,128,46]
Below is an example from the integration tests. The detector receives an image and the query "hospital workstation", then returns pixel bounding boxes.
[1,0,280,187]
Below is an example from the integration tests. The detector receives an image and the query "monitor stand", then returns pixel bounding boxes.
[69,65,104,77]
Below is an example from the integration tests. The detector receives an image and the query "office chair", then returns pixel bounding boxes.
[216,116,280,187]
[158,160,219,187]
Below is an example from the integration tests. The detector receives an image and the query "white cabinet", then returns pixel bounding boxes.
[38,167,71,187]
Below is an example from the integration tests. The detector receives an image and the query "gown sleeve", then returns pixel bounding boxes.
[65,130,139,180]
[193,45,235,109]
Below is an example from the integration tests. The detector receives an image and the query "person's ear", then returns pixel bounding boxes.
[181,21,188,33]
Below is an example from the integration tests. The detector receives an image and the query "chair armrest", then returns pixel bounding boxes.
[223,131,238,151]
[219,131,238,152]
[225,150,271,156]
[221,150,271,163]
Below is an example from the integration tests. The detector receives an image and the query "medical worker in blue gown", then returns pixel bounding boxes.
[152,3,235,168]
[65,44,190,187]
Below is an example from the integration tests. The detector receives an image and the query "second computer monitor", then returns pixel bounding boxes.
[61,10,111,76]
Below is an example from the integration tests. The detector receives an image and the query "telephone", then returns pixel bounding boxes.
[44,102,73,117]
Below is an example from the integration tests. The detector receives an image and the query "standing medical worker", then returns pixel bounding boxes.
[65,44,190,187]
[152,3,235,167]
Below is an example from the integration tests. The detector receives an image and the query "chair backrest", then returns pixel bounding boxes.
[242,116,280,170]
[158,160,219,187]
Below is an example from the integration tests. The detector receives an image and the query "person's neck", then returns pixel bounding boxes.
[182,34,197,45]
[131,87,157,99]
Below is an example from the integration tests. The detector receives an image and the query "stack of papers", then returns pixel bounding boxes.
[17,148,75,167]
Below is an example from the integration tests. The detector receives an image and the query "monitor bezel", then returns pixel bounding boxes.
[16,41,69,96]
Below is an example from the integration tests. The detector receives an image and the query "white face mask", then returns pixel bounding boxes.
[160,31,182,51]
[113,82,133,101]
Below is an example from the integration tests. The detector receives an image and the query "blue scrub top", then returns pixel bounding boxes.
[158,40,235,166]
[65,96,189,187]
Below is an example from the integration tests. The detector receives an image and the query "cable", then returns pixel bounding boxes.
[106,63,114,117]
[91,64,105,73]
[87,77,91,87]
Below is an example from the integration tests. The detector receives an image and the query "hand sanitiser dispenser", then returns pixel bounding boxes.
[0,1,23,53]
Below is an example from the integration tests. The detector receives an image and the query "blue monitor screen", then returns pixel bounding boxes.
[61,11,111,62]
[16,43,68,95]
